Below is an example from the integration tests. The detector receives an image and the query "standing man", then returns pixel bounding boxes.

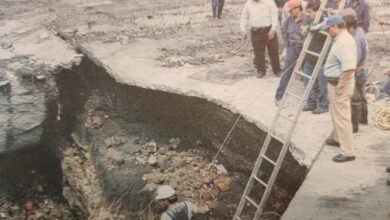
[240,0,281,78]
[347,0,370,32]
[275,0,309,105]
[321,15,357,162]
[155,185,200,220]
[211,0,225,19]
[341,9,369,132]
[302,0,329,114]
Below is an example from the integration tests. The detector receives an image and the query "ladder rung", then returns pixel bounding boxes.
[305,49,321,57]
[269,132,284,143]
[278,112,294,122]
[296,70,311,79]
[285,91,302,100]
[319,30,328,36]
[244,196,259,208]
[261,154,276,166]
[252,175,269,188]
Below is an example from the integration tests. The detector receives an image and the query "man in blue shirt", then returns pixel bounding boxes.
[341,9,369,132]
[275,0,309,105]
[347,0,370,32]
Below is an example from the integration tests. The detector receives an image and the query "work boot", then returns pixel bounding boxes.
[325,138,340,147]
[312,108,328,114]
[303,104,316,111]
[333,154,356,163]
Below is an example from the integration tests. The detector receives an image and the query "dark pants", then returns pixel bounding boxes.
[351,69,369,132]
[275,45,301,100]
[212,0,225,18]
[384,77,390,95]
[303,61,329,109]
[250,27,281,75]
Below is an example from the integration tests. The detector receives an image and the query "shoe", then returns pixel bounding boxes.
[325,138,340,147]
[386,166,390,173]
[275,99,281,107]
[332,154,356,162]
[312,108,328,114]
[256,72,265,79]
[303,105,316,111]
[360,118,368,124]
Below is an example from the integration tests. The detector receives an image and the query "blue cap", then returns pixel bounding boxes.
[321,15,344,30]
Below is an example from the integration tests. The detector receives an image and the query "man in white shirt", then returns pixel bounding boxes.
[240,0,281,78]
[321,15,357,163]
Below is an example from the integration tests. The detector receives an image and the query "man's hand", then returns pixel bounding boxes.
[301,25,309,34]
[268,30,276,40]
[384,67,390,76]
[337,70,355,90]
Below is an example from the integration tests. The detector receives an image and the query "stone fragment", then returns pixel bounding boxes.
[104,136,128,147]
[214,177,231,192]
[205,200,218,209]
[143,140,157,154]
[197,204,210,214]
[148,155,157,165]
[169,137,180,149]
[36,184,44,192]
[134,134,150,145]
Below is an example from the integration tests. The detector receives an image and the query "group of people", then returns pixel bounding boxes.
[240,0,371,163]
[155,1,376,219]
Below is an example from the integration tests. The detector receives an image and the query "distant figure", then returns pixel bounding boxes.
[377,20,390,96]
[341,9,369,132]
[321,15,357,163]
[275,0,309,106]
[155,185,199,220]
[211,0,225,19]
[347,0,370,32]
[301,0,329,114]
[384,69,390,96]
[240,0,281,78]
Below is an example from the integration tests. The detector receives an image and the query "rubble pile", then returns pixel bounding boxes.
[0,190,75,220]
[142,146,232,211]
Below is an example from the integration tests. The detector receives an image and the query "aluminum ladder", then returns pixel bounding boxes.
[233,0,347,219]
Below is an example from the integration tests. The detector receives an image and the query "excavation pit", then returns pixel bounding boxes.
[47,56,307,219]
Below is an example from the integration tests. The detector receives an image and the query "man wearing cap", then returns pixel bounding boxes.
[240,0,281,78]
[155,185,199,220]
[321,15,357,162]
[275,0,309,105]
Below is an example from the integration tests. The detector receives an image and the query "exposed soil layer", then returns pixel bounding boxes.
[50,56,307,219]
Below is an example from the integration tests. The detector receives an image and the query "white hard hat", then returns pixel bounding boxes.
[155,185,176,200]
